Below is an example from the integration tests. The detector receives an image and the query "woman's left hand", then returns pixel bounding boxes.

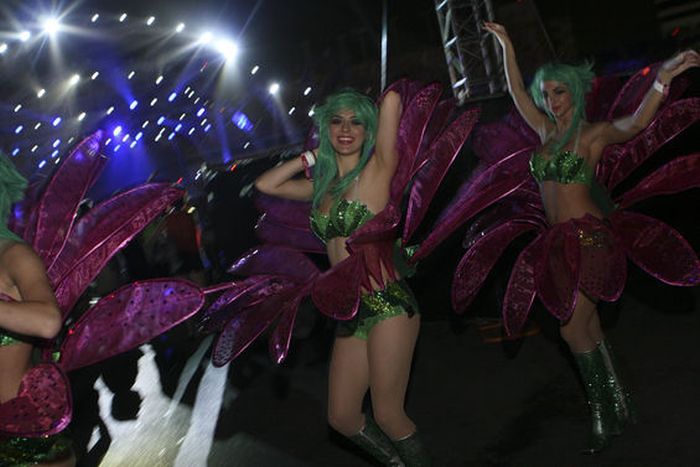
[658,50,700,83]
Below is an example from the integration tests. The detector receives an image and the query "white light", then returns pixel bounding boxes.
[42,17,61,35]
[130,141,137,149]
[106,106,115,115]
[38,160,46,169]
[204,124,212,132]
[13,104,22,113]
[130,100,139,110]
[37,88,46,98]
[53,139,61,148]
[200,118,208,126]
[176,23,185,33]
[215,39,238,61]
[179,113,186,121]
[128,70,135,80]
[91,14,99,23]
[0,43,7,54]
[304,86,312,96]
[135,132,143,141]
[243,142,250,149]
[199,32,213,44]
[51,149,59,158]
[188,128,195,135]
[168,132,175,141]
[308,108,315,117]
[194,97,201,104]
[156,75,163,85]
[150,97,158,106]
[197,107,205,117]
[119,13,127,22]
[69,74,80,86]
[77,112,86,121]
[114,144,121,152]
[34,122,42,130]
[268,83,280,95]
[288,107,296,115]
[113,126,122,136]
[105,138,112,146]
[122,134,130,142]
[188,90,195,98]
[142,120,150,128]
[19,31,31,42]
[154,133,162,142]
[250,65,259,75]
[157,116,165,125]
[31,145,39,152]
[11,148,20,157]
[91,71,100,80]
[175,123,182,132]
[52,117,61,126]
[168,92,177,102]
[146,16,155,26]
[14,125,23,134]
[185,86,191,94]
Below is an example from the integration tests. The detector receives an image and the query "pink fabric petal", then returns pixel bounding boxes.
[0,363,71,437]
[452,220,538,313]
[269,290,307,364]
[58,279,204,371]
[254,193,313,229]
[503,234,545,336]
[229,245,320,279]
[616,153,700,209]
[575,216,627,302]
[312,254,362,320]
[610,211,700,286]
[50,184,183,315]
[254,213,325,253]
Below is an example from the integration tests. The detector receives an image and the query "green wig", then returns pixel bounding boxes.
[311,89,378,207]
[529,62,595,152]
[0,152,27,241]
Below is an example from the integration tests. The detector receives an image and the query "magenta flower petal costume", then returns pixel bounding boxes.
[0,131,205,448]
[417,65,700,336]
[199,80,480,367]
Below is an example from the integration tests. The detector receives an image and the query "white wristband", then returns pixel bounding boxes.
[652,79,669,96]
[301,150,316,167]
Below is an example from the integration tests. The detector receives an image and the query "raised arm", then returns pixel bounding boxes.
[373,90,402,174]
[599,50,700,145]
[483,21,554,142]
[254,153,314,201]
[0,243,62,339]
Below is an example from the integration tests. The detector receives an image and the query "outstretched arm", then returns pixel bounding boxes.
[600,50,700,145]
[373,90,403,175]
[254,153,314,201]
[483,21,554,142]
[0,243,62,339]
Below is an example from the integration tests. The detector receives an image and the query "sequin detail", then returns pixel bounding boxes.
[0,329,25,347]
[578,228,607,248]
[529,150,594,185]
[0,432,72,466]
[336,280,419,340]
[310,198,374,242]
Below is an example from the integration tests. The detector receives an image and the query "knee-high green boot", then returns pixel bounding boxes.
[573,348,619,454]
[392,431,432,467]
[597,340,637,428]
[348,415,405,466]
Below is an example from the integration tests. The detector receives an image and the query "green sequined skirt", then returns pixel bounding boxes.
[336,280,419,340]
[0,432,72,466]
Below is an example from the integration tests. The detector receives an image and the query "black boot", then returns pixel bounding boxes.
[392,431,432,467]
[348,415,405,466]
[597,340,637,428]
[573,348,619,454]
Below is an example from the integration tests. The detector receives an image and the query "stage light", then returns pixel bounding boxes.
[119,13,127,23]
[68,74,80,86]
[91,71,99,80]
[188,127,195,135]
[154,133,162,142]
[199,32,213,44]
[114,144,121,152]
[14,104,22,112]
[31,145,38,153]
[77,112,86,121]
[175,123,182,132]
[304,86,312,96]
[204,124,212,132]
[53,139,61,148]
[194,97,201,104]
[130,141,137,148]
[250,65,259,75]
[288,107,295,115]
[146,16,155,26]
[42,17,61,36]
[176,23,185,33]
[0,43,8,54]
[142,120,150,128]
[179,113,186,121]
[128,70,135,80]
[150,97,158,106]
[308,108,315,117]
[168,132,175,140]
[135,132,143,141]
[268,83,280,95]
[51,149,59,158]
[215,39,238,61]
[157,116,165,125]
[113,126,122,136]
[130,100,139,110]
[197,107,205,117]
[34,122,42,130]
[52,117,62,126]
[185,86,191,94]
[156,75,163,85]
[243,142,250,149]
[91,14,99,23]
[37,89,46,98]
[188,90,195,98]
[105,138,111,146]
[11,148,19,156]
[200,118,208,126]
[15,125,24,134]
[38,160,46,169]
[168,92,177,102]
[19,31,31,42]
[122,134,130,142]
[106,106,115,115]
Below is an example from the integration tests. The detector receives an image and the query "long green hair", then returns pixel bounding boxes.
[0,152,27,241]
[529,62,595,152]
[311,89,378,208]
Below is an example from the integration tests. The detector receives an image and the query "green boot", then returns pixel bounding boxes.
[597,340,637,428]
[392,431,432,467]
[348,415,405,467]
[573,348,619,454]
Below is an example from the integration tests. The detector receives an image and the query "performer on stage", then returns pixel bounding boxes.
[255,88,429,466]
[480,21,699,453]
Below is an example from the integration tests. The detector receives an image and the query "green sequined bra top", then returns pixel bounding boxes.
[529,150,595,185]
[310,198,374,243]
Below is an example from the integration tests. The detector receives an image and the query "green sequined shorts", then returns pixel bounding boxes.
[0,432,72,466]
[336,280,419,340]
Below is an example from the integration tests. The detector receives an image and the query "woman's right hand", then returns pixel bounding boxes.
[483,21,511,48]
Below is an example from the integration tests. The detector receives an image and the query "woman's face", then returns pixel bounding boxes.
[541,80,574,120]
[328,109,366,157]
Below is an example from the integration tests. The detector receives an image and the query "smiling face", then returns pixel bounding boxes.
[541,80,574,120]
[328,109,366,157]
